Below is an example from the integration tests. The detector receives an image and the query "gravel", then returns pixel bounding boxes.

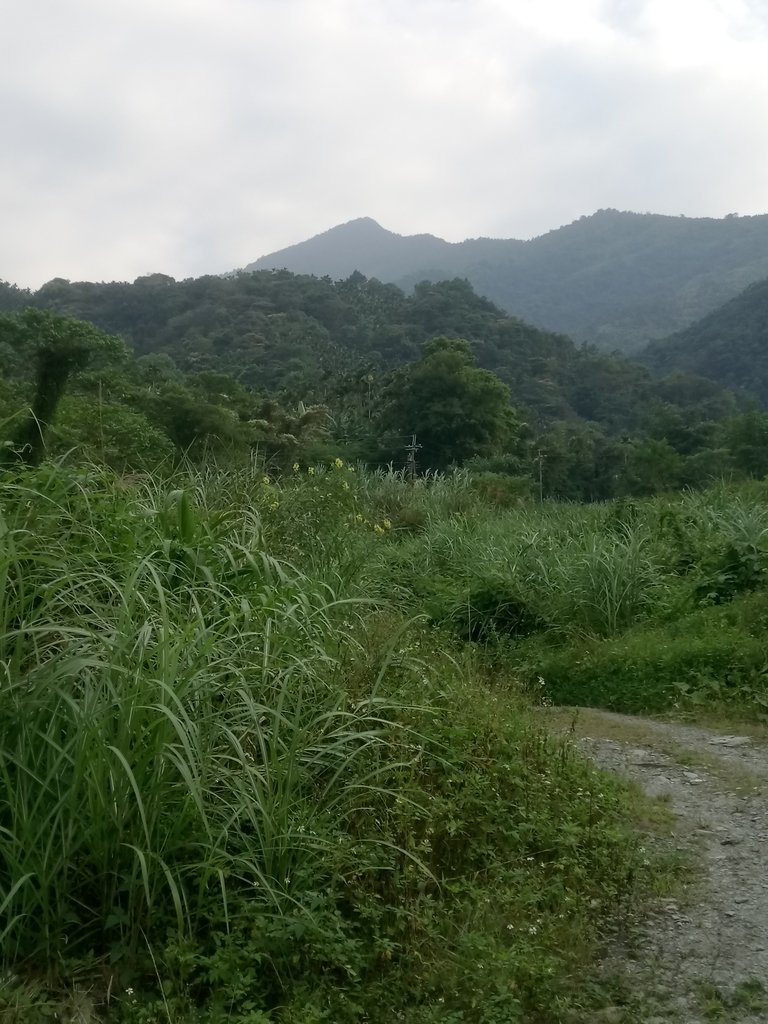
[567,710,768,1024]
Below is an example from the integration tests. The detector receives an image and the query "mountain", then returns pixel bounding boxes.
[244,210,768,352]
[640,276,768,403]
[244,217,487,282]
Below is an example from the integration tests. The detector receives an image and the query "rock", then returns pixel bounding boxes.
[708,735,751,747]
[683,771,704,784]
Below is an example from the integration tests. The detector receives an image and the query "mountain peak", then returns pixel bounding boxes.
[244,217,450,280]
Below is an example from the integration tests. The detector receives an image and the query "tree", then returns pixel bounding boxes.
[721,410,768,478]
[384,337,517,470]
[51,395,175,471]
[249,399,330,467]
[0,309,124,467]
[622,438,683,495]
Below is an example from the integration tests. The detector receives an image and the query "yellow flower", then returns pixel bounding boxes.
[333,457,344,469]
[373,523,385,535]
[292,463,300,473]
[383,518,392,530]
[308,466,315,476]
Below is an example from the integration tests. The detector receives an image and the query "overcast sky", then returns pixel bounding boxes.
[3,0,768,289]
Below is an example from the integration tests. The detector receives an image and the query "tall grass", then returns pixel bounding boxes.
[363,480,768,714]
[0,464,416,972]
[0,460,670,1021]
[372,500,672,639]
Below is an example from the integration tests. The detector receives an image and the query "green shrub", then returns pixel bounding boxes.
[469,470,532,507]
[525,610,768,713]
[447,579,545,641]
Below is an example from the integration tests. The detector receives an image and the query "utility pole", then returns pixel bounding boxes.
[405,433,421,482]
[536,448,544,502]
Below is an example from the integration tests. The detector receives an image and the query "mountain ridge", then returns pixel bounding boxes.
[244,209,768,352]
[244,217,523,283]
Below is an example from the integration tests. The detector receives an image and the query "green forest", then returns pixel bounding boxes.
[2,268,768,1022]
[2,269,766,497]
[641,276,768,403]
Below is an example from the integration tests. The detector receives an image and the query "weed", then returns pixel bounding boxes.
[0,462,656,1023]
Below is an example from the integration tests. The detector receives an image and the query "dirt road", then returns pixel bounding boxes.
[550,708,768,1023]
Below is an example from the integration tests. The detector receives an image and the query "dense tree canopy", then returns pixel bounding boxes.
[0,268,758,495]
[0,309,124,466]
[641,277,768,403]
[384,337,517,469]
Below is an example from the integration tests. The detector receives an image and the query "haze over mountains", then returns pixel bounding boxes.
[245,210,768,353]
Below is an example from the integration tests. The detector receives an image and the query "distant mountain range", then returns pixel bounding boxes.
[244,210,768,352]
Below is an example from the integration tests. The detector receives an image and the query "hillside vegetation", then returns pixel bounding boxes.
[1,271,751,502]
[245,209,768,351]
[641,276,768,402]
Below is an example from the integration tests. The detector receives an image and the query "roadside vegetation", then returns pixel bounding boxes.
[2,455,766,1022]
[2,295,768,1022]
[376,475,768,718]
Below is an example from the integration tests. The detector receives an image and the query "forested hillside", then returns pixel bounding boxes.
[641,276,768,402]
[2,267,765,497]
[245,210,768,351]
[0,269,726,425]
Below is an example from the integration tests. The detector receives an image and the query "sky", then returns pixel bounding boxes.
[3,0,768,289]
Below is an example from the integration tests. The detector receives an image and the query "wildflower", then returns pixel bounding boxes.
[308,466,315,476]
[334,457,344,469]
[342,481,350,491]
[383,518,392,530]
[126,988,135,997]
[373,523,385,535]
[528,925,538,935]
[292,462,300,473]
[355,513,363,522]
[261,476,270,485]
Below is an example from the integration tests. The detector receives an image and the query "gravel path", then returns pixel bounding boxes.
[548,709,768,1023]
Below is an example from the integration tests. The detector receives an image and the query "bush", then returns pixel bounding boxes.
[447,580,545,642]
[470,470,532,507]
[526,607,768,713]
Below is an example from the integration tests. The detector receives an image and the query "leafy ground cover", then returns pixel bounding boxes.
[1,459,761,1021]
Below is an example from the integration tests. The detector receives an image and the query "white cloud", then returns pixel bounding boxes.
[1,0,767,287]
